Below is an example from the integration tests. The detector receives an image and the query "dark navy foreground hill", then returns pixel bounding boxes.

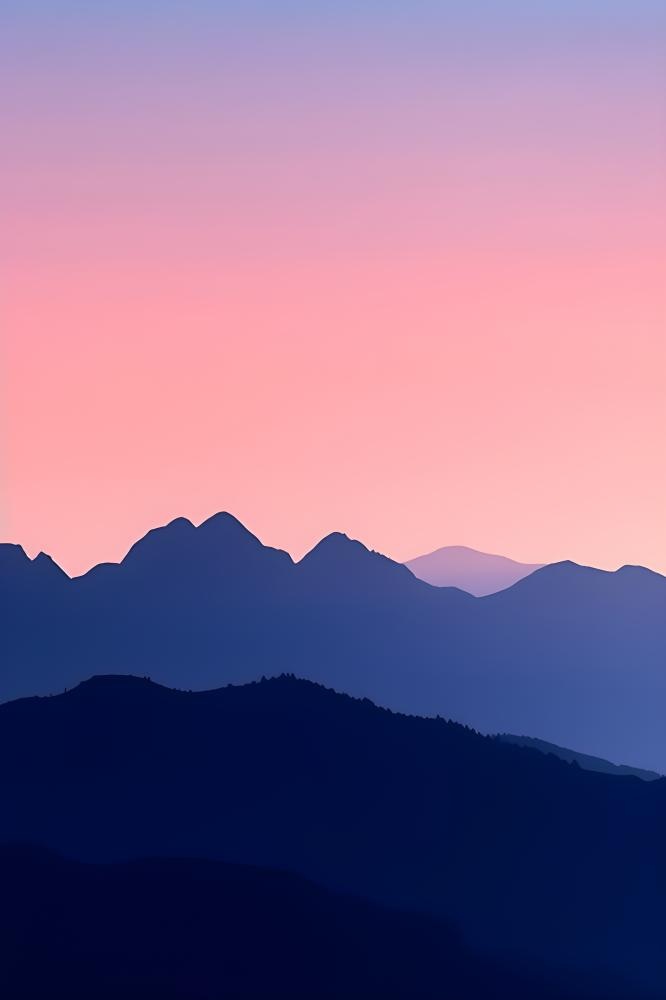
[1,674,664,995]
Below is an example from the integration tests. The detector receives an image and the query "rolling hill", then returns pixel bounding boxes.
[1,673,664,994]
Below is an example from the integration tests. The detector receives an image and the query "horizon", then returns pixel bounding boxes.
[3,508,663,580]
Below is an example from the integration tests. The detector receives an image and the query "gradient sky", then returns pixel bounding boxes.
[2,1,665,576]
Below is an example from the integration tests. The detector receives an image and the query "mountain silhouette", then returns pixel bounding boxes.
[405,544,543,595]
[298,531,423,597]
[1,512,665,770]
[497,734,661,781]
[0,844,610,1000]
[1,674,664,994]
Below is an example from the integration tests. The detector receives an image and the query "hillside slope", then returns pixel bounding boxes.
[1,674,664,993]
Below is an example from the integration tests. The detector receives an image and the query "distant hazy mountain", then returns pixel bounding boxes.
[497,734,662,782]
[1,512,665,771]
[1,674,663,994]
[405,545,543,595]
[0,845,589,1000]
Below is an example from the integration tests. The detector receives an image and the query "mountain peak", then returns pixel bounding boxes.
[405,545,543,596]
[617,563,665,582]
[66,674,175,704]
[195,511,268,548]
[32,551,69,579]
[114,512,293,585]
[300,531,396,567]
[302,531,367,560]
[489,559,666,612]
[298,532,418,595]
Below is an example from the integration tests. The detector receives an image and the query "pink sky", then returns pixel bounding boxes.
[3,3,665,575]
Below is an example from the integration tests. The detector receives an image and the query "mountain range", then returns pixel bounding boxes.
[1,673,663,996]
[405,544,543,595]
[1,511,665,771]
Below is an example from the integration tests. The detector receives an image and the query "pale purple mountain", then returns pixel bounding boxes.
[404,545,543,596]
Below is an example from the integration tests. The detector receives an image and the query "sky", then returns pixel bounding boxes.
[2,1,665,576]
